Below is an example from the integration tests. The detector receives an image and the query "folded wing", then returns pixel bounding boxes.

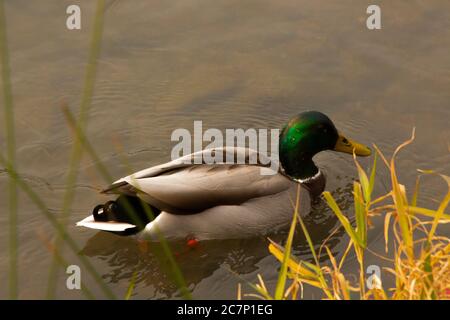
[102,147,291,214]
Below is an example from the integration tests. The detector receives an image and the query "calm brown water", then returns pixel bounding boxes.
[0,0,449,299]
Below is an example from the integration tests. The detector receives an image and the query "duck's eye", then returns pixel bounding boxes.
[342,138,349,144]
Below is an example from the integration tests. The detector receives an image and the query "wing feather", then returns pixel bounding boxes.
[102,147,291,214]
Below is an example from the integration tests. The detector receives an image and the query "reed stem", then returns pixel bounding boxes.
[0,0,18,300]
[47,0,106,299]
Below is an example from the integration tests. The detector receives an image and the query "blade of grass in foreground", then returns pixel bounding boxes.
[353,182,366,247]
[62,106,113,182]
[323,191,364,248]
[297,212,333,299]
[387,130,415,260]
[274,185,300,300]
[268,186,332,299]
[406,206,450,220]
[0,0,18,300]
[0,152,116,299]
[428,174,450,242]
[63,107,192,299]
[47,0,106,299]
[369,153,377,197]
[124,271,137,300]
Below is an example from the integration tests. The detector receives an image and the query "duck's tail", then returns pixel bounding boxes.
[76,195,160,236]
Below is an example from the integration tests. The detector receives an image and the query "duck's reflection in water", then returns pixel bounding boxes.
[81,197,347,299]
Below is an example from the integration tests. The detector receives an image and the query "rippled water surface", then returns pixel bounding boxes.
[0,0,449,299]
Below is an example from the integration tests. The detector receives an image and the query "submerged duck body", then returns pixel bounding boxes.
[77,111,371,241]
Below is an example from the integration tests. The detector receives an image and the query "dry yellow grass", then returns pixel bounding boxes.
[246,131,450,300]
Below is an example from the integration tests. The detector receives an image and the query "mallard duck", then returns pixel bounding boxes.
[77,111,371,241]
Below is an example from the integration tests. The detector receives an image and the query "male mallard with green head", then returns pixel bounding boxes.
[77,111,371,240]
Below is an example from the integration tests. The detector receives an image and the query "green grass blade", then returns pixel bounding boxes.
[274,186,300,300]
[297,210,333,299]
[354,182,367,247]
[406,206,450,220]
[124,271,137,300]
[297,214,320,269]
[62,106,114,182]
[391,170,413,259]
[0,0,18,299]
[268,240,318,279]
[428,175,450,241]
[353,153,371,203]
[47,0,106,299]
[273,208,296,300]
[369,153,377,196]
[390,129,415,260]
[323,191,364,248]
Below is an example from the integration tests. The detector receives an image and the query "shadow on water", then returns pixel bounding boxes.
[80,185,353,298]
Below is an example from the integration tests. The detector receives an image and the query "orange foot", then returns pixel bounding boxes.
[186,237,199,249]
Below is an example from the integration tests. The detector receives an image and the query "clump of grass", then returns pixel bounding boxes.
[245,131,450,300]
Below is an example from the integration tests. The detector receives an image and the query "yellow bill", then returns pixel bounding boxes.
[334,133,371,156]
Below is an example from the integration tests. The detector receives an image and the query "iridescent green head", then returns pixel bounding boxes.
[279,111,371,180]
